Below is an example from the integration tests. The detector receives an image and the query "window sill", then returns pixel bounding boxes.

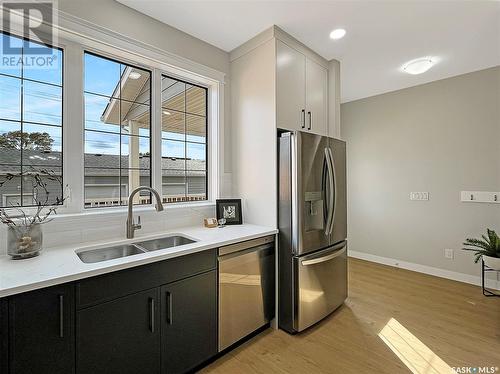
[6,201,216,223]
[0,201,215,222]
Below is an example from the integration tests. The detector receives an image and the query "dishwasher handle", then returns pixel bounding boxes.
[218,243,274,262]
[218,235,275,257]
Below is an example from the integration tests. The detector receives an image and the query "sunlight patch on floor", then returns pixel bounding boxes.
[378,318,453,374]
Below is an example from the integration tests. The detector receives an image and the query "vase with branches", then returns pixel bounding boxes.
[0,168,66,259]
[462,228,500,271]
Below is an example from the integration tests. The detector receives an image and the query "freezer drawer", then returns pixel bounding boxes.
[294,241,347,332]
[218,237,275,351]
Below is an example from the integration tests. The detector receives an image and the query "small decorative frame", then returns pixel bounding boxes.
[216,199,242,225]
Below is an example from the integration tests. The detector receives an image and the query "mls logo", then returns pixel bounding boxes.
[1,1,56,55]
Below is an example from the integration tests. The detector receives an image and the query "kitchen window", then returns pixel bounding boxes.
[83,52,152,208]
[161,75,208,203]
[1,23,219,214]
[0,31,64,208]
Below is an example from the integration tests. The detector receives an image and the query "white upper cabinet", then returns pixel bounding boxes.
[276,40,306,132]
[305,58,328,136]
[276,40,328,136]
[327,60,341,138]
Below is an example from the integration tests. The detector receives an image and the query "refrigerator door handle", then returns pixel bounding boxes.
[322,149,328,235]
[301,245,346,266]
[324,148,335,236]
[327,147,336,235]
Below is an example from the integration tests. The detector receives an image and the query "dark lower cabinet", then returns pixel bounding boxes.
[8,283,75,374]
[76,288,160,374]
[1,298,8,374]
[161,270,217,374]
[1,249,223,374]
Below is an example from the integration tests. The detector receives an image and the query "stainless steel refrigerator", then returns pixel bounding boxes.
[278,130,347,333]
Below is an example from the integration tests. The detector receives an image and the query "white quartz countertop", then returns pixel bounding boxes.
[0,224,278,298]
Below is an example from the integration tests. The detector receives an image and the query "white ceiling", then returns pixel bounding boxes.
[117,0,500,102]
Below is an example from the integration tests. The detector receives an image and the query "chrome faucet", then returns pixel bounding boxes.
[126,186,164,239]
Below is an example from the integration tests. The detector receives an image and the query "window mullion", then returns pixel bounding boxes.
[152,69,163,200]
[63,43,84,213]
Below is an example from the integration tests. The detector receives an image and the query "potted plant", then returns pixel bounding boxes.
[0,168,66,259]
[462,229,500,271]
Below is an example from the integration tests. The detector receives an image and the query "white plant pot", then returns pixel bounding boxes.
[483,255,500,271]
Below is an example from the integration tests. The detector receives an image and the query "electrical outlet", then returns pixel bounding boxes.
[410,192,429,201]
[444,248,454,259]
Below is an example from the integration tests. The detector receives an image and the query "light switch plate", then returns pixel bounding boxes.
[410,192,429,201]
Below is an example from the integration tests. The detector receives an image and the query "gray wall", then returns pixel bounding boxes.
[341,66,500,276]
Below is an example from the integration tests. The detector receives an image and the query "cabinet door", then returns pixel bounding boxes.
[77,288,160,374]
[276,40,306,132]
[9,284,75,374]
[305,58,328,136]
[327,60,341,138]
[161,271,217,374]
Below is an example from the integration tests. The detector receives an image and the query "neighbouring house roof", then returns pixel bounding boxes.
[0,149,205,177]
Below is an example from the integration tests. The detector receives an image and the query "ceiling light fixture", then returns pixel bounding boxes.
[402,57,435,75]
[163,111,171,115]
[329,28,346,40]
[129,71,142,79]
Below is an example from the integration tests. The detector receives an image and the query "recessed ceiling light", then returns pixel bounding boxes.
[129,71,142,80]
[402,57,436,75]
[329,28,346,40]
[163,111,171,115]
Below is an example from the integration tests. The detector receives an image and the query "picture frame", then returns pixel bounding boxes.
[216,199,243,225]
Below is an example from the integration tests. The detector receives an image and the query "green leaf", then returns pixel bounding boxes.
[462,229,500,261]
[463,238,489,250]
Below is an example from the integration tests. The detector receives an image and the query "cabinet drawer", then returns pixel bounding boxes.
[76,249,216,309]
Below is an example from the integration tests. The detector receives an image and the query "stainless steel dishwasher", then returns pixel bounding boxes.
[218,235,275,351]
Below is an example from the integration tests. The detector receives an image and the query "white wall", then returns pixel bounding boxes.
[341,66,500,280]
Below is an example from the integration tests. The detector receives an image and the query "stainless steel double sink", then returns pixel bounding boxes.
[76,235,197,264]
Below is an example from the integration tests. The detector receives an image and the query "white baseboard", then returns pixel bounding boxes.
[348,250,500,291]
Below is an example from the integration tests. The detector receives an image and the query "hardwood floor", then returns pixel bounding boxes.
[202,258,500,374]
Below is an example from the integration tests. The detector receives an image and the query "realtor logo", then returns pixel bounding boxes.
[0,1,58,68]
[452,367,499,374]
[1,1,55,54]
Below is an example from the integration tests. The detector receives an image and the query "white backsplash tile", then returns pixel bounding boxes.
[0,204,216,255]
[43,229,82,249]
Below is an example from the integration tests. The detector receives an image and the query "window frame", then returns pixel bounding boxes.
[160,73,209,204]
[82,50,153,209]
[0,16,222,216]
[0,29,65,209]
